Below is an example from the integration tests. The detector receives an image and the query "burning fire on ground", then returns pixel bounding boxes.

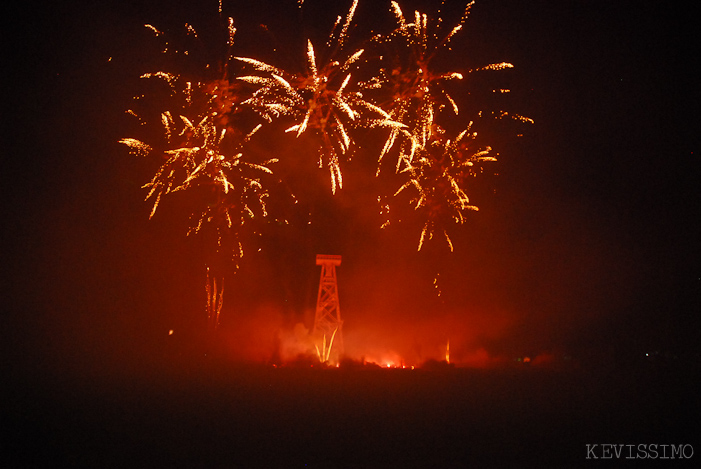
[196,304,562,370]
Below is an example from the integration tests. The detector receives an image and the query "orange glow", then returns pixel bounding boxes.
[121,1,531,341]
[209,306,557,371]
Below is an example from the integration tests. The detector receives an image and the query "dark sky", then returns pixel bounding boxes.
[3,0,699,373]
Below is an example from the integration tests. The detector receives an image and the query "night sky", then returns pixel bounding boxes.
[3,0,699,375]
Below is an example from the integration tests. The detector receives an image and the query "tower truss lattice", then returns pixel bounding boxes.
[313,254,343,362]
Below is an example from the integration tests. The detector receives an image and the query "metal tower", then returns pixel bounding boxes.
[313,254,343,362]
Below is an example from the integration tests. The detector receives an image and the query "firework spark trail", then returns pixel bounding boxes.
[315,328,338,364]
[206,266,225,329]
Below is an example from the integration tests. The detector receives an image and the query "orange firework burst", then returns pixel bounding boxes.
[371,1,531,251]
[371,1,475,173]
[235,0,403,194]
[121,20,277,263]
[393,122,497,251]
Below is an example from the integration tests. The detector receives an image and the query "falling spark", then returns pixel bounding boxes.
[206,266,225,330]
[144,24,163,36]
[338,0,359,48]
[119,138,152,156]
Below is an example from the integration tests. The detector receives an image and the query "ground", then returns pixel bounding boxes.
[4,355,698,467]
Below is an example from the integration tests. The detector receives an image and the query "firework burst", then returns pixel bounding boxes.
[370,1,476,173]
[235,0,403,194]
[393,122,497,251]
[370,1,530,250]
[121,20,277,264]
